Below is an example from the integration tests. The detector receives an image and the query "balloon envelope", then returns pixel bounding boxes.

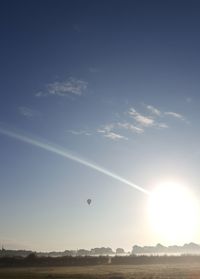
[87,199,92,205]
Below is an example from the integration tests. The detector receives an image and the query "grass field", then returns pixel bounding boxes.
[1,263,200,279]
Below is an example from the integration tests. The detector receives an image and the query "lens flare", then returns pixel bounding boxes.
[0,126,149,195]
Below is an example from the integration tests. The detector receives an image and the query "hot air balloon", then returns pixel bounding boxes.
[87,199,92,205]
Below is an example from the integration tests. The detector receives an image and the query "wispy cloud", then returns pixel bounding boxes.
[104,131,128,141]
[35,91,45,97]
[96,104,170,141]
[18,106,39,117]
[36,77,88,97]
[69,103,186,143]
[164,111,185,120]
[95,104,187,142]
[157,123,169,129]
[129,108,154,127]
[68,130,91,136]
[146,105,161,116]
[97,124,114,133]
[117,122,144,133]
[97,124,127,141]
[128,106,185,129]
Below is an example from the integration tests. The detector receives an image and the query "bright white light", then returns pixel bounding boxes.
[148,181,199,243]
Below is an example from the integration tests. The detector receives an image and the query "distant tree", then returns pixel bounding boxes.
[116,248,125,254]
[26,252,37,261]
[90,247,114,255]
[77,249,90,256]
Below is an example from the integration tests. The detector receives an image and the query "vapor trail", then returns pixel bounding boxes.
[0,127,150,195]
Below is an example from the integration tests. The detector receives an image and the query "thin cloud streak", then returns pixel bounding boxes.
[97,124,128,141]
[36,77,87,97]
[146,105,161,116]
[117,122,144,133]
[68,130,91,136]
[165,111,185,120]
[0,126,150,195]
[104,131,128,140]
[129,108,154,127]
[157,123,168,129]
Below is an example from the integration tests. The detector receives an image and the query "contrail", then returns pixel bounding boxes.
[0,127,150,195]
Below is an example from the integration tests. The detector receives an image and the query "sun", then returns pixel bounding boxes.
[148,181,199,244]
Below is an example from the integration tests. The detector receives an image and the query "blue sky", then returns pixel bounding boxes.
[1,0,200,251]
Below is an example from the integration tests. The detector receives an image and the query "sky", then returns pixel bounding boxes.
[1,0,200,252]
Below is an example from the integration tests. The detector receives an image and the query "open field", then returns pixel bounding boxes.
[1,263,200,279]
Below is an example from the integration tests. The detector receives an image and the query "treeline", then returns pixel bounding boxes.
[132,242,200,255]
[0,247,125,258]
[1,254,200,268]
[0,253,109,268]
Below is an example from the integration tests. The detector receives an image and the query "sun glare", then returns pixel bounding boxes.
[148,181,199,244]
